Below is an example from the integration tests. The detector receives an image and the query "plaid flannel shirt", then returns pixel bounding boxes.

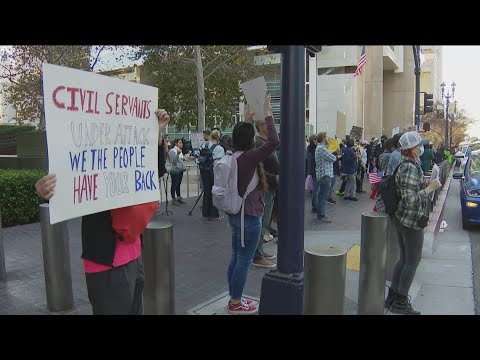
[394,156,427,230]
[315,143,336,180]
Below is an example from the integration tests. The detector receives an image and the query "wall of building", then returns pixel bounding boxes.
[0,82,17,124]
[383,46,415,137]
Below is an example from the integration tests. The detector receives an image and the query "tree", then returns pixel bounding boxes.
[423,102,477,148]
[136,45,266,131]
[0,45,120,129]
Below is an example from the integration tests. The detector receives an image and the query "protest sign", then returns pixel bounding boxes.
[42,63,160,224]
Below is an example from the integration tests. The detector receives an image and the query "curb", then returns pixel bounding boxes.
[422,168,453,257]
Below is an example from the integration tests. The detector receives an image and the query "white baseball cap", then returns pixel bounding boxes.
[399,131,423,150]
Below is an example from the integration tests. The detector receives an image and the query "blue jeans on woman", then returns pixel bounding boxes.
[170,171,183,199]
[227,213,262,300]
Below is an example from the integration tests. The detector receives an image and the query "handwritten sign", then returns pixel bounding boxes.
[350,126,363,140]
[42,63,159,224]
[190,132,204,150]
[240,76,267,121]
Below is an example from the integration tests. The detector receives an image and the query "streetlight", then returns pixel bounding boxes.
[441,81,456,149]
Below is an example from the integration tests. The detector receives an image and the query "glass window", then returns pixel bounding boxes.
[470,154,480,178]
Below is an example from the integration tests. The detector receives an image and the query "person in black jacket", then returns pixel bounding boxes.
[34,109,171,315]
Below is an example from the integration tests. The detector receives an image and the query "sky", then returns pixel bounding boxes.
[442,46,480,138]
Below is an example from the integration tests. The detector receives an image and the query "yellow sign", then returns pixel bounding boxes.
[327,138,340,153]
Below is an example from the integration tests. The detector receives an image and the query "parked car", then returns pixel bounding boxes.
[453,149,480,229]
[455,140,480,171]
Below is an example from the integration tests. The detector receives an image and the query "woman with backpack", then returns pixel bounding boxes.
[168,139,187,206]
[200,129,225,219]
[226,94,279,314]
[385,131,441,315]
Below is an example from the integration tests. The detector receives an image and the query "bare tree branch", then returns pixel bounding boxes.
[90,45,106,71]
[205,51,243,80]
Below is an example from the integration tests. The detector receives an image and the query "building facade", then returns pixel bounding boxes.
[315,45,421,140]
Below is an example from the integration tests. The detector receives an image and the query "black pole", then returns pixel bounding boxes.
[413,45,421,129]
[450,113,453,149]
[277,46,305,274]
[445,98,449,150]
[259,45,305,315]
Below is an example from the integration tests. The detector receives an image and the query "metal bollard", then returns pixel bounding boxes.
[142,216,175,315]
[0,208,6,282]
[358,212,389,315]
[39,204,74,312]
[304,245,347,315]
[385,216,400,282]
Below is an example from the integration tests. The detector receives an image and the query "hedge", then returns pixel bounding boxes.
[0,125,36,136]
[0,169,47,228]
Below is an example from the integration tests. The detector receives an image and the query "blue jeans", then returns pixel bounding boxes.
[312,175,319,210]
[227,213,262,300]
[316,175,332,219]
[170,171,183,199]
[329,176,336,200]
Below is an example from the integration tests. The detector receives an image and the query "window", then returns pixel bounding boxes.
[318,66,356,76]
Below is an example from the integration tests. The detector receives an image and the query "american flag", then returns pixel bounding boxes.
[368,171,384,184]
[354,46,367,77]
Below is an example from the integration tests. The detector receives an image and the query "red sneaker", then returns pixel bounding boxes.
[228,301,258,315]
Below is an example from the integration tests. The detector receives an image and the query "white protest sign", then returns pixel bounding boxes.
[240,76,267,121]
[42,63,160,224]
[392,127,400,137]
[190,132,204,150]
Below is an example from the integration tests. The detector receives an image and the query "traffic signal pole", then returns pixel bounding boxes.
[413,45,421,129]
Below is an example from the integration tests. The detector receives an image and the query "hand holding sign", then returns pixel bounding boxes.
[155,109,170,132]
[35,173,57,200]
[245,104,255,122]
[264,93,273,118]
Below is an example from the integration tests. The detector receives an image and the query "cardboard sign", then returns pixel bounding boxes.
[42,63,159,224]
[240,76,268,121]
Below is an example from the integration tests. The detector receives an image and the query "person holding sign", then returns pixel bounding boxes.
[35,109,171,315]
[226,93,279,314]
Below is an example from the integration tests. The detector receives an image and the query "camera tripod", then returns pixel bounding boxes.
[161,173,173,216]
[188,190,204,216]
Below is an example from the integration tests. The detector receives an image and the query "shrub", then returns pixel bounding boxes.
[0,169,47,228]
[0,125,36,136]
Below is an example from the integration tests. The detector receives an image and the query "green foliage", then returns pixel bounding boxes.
[0,46,121,126]
[138,45,264,130]
[0,124,36,135]
[424,104,476,148]
[0,169,47,228]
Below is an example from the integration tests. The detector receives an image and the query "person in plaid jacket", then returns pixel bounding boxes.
[385,132,441,315]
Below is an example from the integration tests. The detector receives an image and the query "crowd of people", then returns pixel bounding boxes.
[33,85,449,315]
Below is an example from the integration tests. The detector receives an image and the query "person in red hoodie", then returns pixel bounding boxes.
[34,109,170,315]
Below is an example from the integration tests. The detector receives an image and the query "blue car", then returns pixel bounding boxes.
[453,149,480,229]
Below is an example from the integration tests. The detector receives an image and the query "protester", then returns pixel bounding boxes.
[226,94,279,314]
[385,131,442,315]
[168,139,187,205]
[34,109,171,315]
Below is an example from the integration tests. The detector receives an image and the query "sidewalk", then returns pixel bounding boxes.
[0,176,474,315]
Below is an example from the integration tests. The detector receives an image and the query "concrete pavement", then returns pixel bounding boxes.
[0,175,475,315]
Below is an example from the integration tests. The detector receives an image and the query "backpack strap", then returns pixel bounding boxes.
[210,144,218,152]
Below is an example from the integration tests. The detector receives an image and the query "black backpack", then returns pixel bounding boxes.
[198,143,218,171]
[377,159,415,215]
